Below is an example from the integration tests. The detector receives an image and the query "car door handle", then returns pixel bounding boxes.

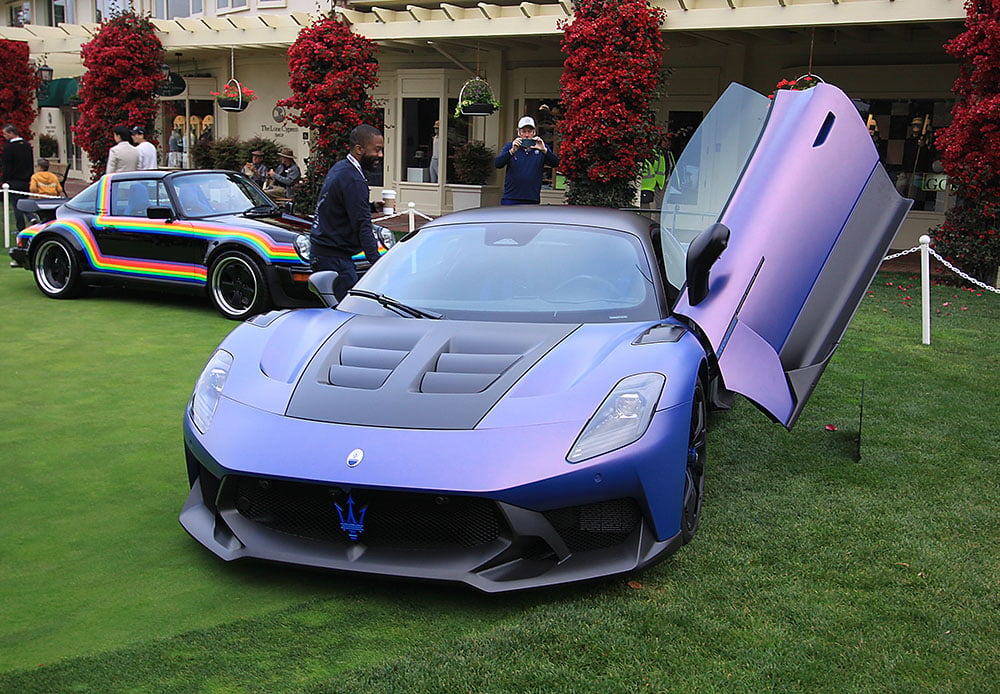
[102,225,117,232]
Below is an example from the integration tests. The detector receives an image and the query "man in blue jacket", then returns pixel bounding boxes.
[310,125,384,301]
[494,116,559,205]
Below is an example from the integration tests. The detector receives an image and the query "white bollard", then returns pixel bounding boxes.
[3,183,9,251]
[408,201,416,234]
[920,234,931,346]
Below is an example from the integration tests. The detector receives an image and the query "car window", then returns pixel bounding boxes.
[110,179,164,217]
[171,172,270,218]
[348,223,659,324]
[64,181,100,215]
[659,83,770,290]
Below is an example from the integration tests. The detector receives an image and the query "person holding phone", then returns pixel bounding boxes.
[494,115,559,205]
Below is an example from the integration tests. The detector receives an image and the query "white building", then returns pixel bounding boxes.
[1,0,965,245]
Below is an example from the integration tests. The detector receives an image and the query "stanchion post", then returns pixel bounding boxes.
[3,183,10,251]
[408,201,416,234]
[920,234,931,345]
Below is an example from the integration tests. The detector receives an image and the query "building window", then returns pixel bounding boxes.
[217,0,247,12]
[95,0,133,22]
[7,1,29,26]
[867,98,955,213]
[51,0,74,24]
[154,0,202,19]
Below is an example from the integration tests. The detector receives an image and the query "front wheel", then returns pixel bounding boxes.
[681,379,707,544]
[33,237,82,299]
[208,250,270,320]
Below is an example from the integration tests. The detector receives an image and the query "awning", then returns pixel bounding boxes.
[37,77,79,108]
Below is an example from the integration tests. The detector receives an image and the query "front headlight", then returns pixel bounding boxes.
[567,373,665,463]
[190,349,234,434]
[294,233,311,262]
[377,225,396,250]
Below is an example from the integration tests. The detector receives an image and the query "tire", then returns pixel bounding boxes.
[32,237,82,299]
[208,250,270,320]
[681,379,707,544]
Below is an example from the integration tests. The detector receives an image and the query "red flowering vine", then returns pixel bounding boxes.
[0,39,40,178]
[72,11,163,181]
[558,0,666,208]
[933,0,1000,284]
[278,14,380,211]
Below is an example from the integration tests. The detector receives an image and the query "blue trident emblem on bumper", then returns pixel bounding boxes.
[335,495,368,541]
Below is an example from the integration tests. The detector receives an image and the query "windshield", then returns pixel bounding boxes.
[659,83,770,290]
[172,172,272,218]
[340,222,660,323]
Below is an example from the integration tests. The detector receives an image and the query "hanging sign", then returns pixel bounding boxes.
[156,72,187,98]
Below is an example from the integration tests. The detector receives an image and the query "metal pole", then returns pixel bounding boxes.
[408,201,416,234]
[3,183,10,251]
[920,234,931,345]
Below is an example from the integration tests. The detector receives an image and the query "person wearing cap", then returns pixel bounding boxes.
[131,126,157,170]
[243,150,267,187]
[264,147,301,199]
[494,115,559,205]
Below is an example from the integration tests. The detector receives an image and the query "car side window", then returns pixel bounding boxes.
[111,180,159,217]
[64,181,100,215]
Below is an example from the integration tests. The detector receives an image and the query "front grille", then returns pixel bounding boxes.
[543,498,642,552]
[222,476,507,550]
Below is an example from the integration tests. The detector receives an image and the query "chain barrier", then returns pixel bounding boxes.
[883,244,1000,294]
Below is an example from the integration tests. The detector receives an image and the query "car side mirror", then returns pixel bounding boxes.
[686,222,730,306]
[147,206,175,222]
[308,271,340,308]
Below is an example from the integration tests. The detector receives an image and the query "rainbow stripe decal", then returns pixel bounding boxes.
[18,213,306,285]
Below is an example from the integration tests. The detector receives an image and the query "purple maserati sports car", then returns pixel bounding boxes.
[180,83,910,591]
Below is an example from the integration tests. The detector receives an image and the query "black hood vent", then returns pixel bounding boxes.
[287,317,577,429]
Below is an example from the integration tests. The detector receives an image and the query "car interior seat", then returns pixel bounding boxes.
[125,184,151,217]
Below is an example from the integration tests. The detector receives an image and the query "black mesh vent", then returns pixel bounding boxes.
[223,476,507,550]
[543,498,642,552]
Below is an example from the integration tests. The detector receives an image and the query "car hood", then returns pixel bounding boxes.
[206,212,308,240]
[218,309,702,431]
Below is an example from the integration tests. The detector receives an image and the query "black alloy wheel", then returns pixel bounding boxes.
[208,250,270,320]
[681,379,707,544]
[33,237,81,299]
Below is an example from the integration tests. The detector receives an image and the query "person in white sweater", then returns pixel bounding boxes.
[131,126,158,170]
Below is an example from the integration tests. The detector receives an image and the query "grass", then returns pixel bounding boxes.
[0,265,997,692]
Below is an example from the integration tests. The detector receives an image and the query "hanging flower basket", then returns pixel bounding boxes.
[455,76,500,117]
[212,79,256,113]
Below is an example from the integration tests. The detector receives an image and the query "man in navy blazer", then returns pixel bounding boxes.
[310,124,385,301]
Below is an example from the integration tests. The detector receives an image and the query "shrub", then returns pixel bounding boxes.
[210,137,243,172]
[452,141,495,185]
[558,0,665,208]
[72,11,163,180]
[240,137,280,170]
[0,39,40,176]
[933,0,1000,284]
[278,13,380,213]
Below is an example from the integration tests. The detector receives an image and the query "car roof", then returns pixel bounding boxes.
[425,205,656,238]
[104,169,240,183]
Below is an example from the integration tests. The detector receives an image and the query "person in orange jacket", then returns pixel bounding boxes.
[29,158,64,198]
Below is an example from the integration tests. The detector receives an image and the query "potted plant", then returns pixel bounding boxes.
[451,140,496,210]
[454,77,500,117]
[212,80,257,112]
[453,140,495,185]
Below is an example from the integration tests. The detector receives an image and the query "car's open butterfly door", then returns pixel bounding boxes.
[664,82,912,428]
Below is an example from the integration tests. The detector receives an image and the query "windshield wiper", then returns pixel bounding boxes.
[347,289,443,319]
[242,204,276,217]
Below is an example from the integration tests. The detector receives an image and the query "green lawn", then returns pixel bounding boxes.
[1,265,997,692]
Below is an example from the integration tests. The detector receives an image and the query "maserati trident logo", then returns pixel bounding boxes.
[346,448,364,467]
[335,495,368,541]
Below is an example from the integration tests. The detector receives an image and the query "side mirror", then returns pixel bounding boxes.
[308,271,340,308]
[146,206,175,222]
[685,222,730,306]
